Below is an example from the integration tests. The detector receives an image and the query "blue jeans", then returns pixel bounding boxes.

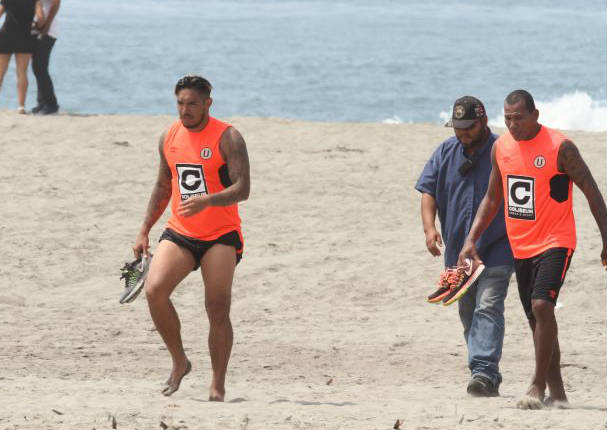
[457,264,513,386]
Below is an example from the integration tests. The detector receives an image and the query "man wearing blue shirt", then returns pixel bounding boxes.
[415,96,513,396]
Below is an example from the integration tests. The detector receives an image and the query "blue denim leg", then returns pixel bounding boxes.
[457,265,512,385]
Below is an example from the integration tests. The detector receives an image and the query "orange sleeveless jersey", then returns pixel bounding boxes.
[495,125,576,259]
[163,117,242,242]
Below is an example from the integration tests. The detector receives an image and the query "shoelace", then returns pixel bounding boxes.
[120,269,136,288]
[436,270,450,287]
[437,267,465,289]
[120,260,142,288]
[445,268,465,289]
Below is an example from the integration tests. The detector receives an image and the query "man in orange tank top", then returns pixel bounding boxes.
[458,90,607,409]
[131,76,250,401]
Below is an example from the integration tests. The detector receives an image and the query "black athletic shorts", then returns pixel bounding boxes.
[514,247,574,320]
[159,228,243,271]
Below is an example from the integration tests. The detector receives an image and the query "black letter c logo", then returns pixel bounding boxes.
[181,170,201,191]
[511,181,531,205]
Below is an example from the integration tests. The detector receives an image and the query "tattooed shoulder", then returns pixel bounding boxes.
[558,139,591,187]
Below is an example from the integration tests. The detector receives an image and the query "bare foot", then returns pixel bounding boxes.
[516,385,544,410]
[543,396,570,409]
[209,387,225,402]
[546,380,568,405]
[161,360,191,397]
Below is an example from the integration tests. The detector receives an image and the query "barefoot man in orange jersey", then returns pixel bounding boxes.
[459,89,607,409]
[132,75,250,401]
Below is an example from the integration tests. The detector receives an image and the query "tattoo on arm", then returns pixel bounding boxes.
[558,140,592,188]
[141,132,172,233]
[558,140,607,242]
[467,145,504,243]
[209,127,251,206]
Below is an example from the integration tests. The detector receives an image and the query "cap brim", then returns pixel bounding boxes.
[446,118,479,128]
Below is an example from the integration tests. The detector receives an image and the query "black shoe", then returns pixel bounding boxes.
[37,104,59,115]
[31,104,44,114]
[467,374,499,397]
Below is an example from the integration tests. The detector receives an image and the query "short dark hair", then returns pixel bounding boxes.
[505,89,535,112]
[175,75,212,98]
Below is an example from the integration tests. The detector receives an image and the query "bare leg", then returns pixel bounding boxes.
[517,299,558,409]
[145,240,195,396]
[545,339,568,406]
[14,53,31,111]
[0,54,10,93]
[201,244,236,402]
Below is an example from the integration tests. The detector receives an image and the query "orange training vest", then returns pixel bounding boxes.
[163,117,242,242]
[495,125,576,259]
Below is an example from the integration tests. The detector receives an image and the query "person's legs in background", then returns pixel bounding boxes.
[14,53,32,113]
[0,53,10,94]
[32,35,58,114]
[464,265,512,396]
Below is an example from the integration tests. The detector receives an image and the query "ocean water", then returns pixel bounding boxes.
[0,0,605,130]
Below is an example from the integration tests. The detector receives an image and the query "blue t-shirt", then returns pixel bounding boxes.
[415,132,513,268]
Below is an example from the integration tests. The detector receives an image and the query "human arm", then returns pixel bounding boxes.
[177,127,250,216]
[132,132,172,258]
[557,140,607,267]
[40,0,59,35]
[33,0,45,29]
[421,193,443,256]
[458,144,504,268]
[0,4,5,19]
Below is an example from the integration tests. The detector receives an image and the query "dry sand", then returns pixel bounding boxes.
[0,111,605,429]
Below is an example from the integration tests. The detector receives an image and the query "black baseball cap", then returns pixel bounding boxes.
[445,96,486,128]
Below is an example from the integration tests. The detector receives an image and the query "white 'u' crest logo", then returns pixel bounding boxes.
[201,147,212,159]
[534,155,546,168]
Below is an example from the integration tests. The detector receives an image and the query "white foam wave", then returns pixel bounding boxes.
[439,110,450,125]
[490,91,607,132]
[382,115,403,124]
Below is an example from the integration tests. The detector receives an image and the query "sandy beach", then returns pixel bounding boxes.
[0,111,605,429]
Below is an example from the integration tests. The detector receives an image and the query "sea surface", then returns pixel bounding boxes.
[0,0,605,130]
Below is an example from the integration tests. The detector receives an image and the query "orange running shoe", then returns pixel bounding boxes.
[427,267,461,303]
[442,259,485,306]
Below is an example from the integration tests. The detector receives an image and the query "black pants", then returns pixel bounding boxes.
[32,35,58,108]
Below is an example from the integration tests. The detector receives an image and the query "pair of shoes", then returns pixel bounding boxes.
[427,259,485,306]
[467,374,499,397]
[119,254,153,304]
[34,104,59,115]
[442,260,485,305]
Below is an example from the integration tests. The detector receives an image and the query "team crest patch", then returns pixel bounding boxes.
[533,155,546,168]
[201,147,213,159]
[507,175,535,220]
[454,105,466,119]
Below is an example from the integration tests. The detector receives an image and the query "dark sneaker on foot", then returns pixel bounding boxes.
[428,267,459,303]
[442,259,485,306]
[31,104,44,114]
[119,254,152,304]
[467,374,499,397]
[38,104,59,115]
